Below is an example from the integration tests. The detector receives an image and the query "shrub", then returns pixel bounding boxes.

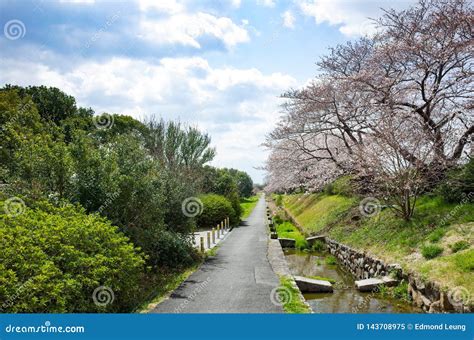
[324,176,354,196]
[421,244,444,259]
[0,201,145,313]
[142,228,199,270]
[453,249,473,272]
[436,159,474,203]
[325,255,337,265]
[427,228,446,243]
[449,240,470,253]
[275,194,283,207]
[196,194,235,229]
[311,240,325,252]
[273,215,283,225]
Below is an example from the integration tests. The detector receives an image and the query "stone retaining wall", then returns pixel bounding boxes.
[325,237,469,313]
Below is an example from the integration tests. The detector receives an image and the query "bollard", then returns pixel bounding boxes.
[221,221,224,233]
[207,232,211,249]
[200,236,205,252]
[212,228,215,243]
[217,225,220,238]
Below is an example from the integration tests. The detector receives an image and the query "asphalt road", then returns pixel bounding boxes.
[151,195,283,313]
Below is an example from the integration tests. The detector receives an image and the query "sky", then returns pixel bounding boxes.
[0,0,415,183]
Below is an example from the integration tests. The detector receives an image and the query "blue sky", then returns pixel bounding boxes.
[0,0,415,183]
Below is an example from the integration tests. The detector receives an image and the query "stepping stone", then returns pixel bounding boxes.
[355,277,398,292]
[306,235,325,246]
[294,276,333,293]
[278,238,296,248]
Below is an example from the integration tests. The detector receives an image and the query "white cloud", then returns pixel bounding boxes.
[137,0,184,14]
[282,10,295,29]
[230,0,242,8]
[257,0,276,7]
[139,12,249,49]
[298,0,416,36]
[0,56,296,182]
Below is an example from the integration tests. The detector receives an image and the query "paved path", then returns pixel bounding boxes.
[151,196,282,313]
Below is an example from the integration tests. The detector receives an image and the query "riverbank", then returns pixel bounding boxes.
[271,193,473,312]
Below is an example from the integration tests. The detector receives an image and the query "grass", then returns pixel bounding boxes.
[421,244,444,259]
[135,264,201,313]
[206,244,220,257]
[240,196,259,219]
[278,276,311,314]
[325,255,337,265]
[449,240,470,253]
[309,275,336,284]
[276,221,308,249]
[281,192,474,300]
[284,193,355,233]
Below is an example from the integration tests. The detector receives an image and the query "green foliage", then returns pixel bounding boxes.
[378,280,411,303]
[310,240,325,252]
[449,241,470,253]
[142,228,199,270]
[427,228,446,243]
[273,214,283,225]
[196,194,234,229]
[309,275,336,283]
[323,176,354,196]
[436,159,474,203]
[0,201,145,313]
[240,196,259,219]
[275,221,307,249]
[1,85,87,125]
[325,255,337,265]
[452,249,474,272]
[421,244,444,259]
[275,194,283,207]
[278,276,311,314]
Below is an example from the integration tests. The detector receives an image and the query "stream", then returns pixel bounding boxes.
[284,249,421,313]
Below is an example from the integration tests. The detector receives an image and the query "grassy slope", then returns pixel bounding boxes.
[240,195,259,219]
[282,193,474,297]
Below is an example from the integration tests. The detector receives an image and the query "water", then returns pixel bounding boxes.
[284,249,421,313]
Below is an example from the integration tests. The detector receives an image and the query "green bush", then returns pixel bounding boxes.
[273,215,283,225]
[324,176,354,196]
[449,240,470,253]
[0,201,145,313]
[436,159,474,203]
[325,255,337,265]
[142,228,199,270]
[453,249,473,272]
[427,228,446,243]
[421,244,444,259]
[310,240,325,252]
[197,194,235,229]
[275,194,283,207]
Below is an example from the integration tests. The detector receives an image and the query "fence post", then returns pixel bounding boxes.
[212,228,215,243]
[200,237,204,252]
[207,232,211,249]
